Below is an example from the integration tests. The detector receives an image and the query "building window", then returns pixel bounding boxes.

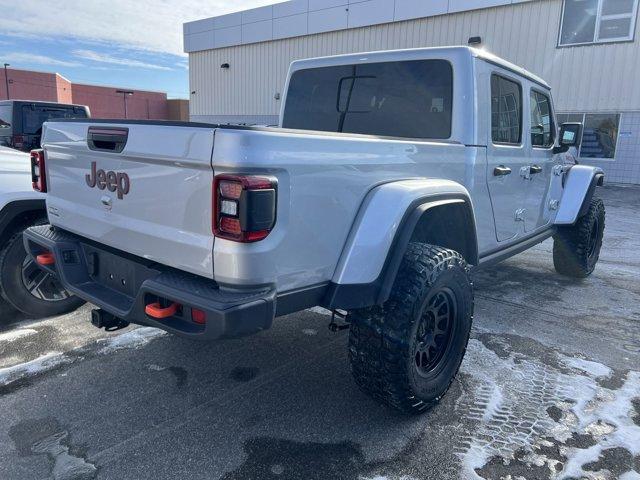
[557,112,620,159]
[559,0,639,46]
[491,75,522,145]
[530,90,555,148]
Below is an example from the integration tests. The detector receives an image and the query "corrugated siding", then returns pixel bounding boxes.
[189,0,640,118]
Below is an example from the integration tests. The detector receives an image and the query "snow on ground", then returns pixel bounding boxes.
[457,339,640,479]
[0,327,166,387]
[0,352,72,386]
[0,328,37,343]
[97,327,166,353]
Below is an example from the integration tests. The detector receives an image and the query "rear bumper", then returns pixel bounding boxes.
[23,225,276,340]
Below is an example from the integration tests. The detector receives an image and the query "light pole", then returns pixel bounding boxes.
[3,63,9,100]
[116,90,134,118]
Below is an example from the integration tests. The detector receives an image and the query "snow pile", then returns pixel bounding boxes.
[0,352,71,386]
[0,328,38,342]
[1,327,166,387]
[97,327,166,353]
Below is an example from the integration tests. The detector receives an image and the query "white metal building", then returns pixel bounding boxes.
[184,0,640,184]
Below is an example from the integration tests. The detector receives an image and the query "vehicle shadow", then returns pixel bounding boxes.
[0,297,28,329]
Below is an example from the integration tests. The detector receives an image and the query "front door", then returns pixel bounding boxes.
[524,88,558,232]
[486,72,529,242]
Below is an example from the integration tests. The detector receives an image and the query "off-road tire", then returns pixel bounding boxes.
[348,243,473,414]
[0,224,85,318]
[553,197,605,278]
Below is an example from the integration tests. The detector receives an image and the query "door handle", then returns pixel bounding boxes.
[529,165,543,174]
[493,165,512,176]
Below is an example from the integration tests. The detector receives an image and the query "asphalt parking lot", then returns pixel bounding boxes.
[0,185,638,480]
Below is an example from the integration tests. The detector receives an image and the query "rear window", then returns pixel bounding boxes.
[282,59,453,139]
[21,105,88,135]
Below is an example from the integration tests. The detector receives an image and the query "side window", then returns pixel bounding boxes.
[491,74,522,145]
[0,105,11,129]
[530,90,554,148]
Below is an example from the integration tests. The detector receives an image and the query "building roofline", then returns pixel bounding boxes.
[2,66,170,96]
[183,0,539,53]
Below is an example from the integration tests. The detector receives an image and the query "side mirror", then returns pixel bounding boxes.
[553,122,583,154]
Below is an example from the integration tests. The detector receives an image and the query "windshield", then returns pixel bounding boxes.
[21,105,88,135]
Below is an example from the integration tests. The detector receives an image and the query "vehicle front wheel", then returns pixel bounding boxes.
[553,197,605,278]
[348,243,473,414]
[0,226,85,319]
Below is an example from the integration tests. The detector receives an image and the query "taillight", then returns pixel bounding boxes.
[30,149,47,192]
[213,174,277,242]
[12,135,24,149]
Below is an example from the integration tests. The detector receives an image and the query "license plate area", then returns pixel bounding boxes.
[81,244,158,298]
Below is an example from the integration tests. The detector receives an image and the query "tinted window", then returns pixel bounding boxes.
[283,60,453,139]
[21,105,88,135]
[0,105,11,129]
[491,75,522,144]
[530,90,554,147]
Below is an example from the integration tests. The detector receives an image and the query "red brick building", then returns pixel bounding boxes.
[1,67,187,120]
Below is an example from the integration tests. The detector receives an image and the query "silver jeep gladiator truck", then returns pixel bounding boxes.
[24,47,604,413]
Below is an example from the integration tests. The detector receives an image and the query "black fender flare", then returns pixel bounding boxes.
[578,172,604,218]
[324,195,478,310]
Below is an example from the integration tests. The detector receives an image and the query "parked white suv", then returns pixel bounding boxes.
[0,146,83,319]
[24,47,604,412]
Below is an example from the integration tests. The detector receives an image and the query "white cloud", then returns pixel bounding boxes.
[1,52,82,67]
[73,49,172,70]
[0,0,277,57]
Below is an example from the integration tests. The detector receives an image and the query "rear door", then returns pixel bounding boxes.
[524,87,558,232]
[485,70,529,242]
[43,121,216,278]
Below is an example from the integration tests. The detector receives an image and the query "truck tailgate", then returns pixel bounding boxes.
[42,121,215,278]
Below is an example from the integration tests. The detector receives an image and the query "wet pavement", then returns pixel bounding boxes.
[0,185,638,480]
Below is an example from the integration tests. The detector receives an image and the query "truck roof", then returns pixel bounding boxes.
[0,99,89,109]
[289,45,550,90]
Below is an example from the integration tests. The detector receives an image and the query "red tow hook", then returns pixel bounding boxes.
[145,302,180,319]
[36,252,55,266]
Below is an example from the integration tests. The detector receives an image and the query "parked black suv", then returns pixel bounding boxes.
[0,100,90,152]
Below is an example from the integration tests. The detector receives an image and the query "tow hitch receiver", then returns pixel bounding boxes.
[91,308,129,332]
[328,310,350,332]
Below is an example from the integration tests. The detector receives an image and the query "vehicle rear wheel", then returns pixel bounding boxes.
[0,226,85,318]
[348,243,473,414]
[553,197,605,278]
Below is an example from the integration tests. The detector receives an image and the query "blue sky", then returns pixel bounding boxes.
[0,0,274,98]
